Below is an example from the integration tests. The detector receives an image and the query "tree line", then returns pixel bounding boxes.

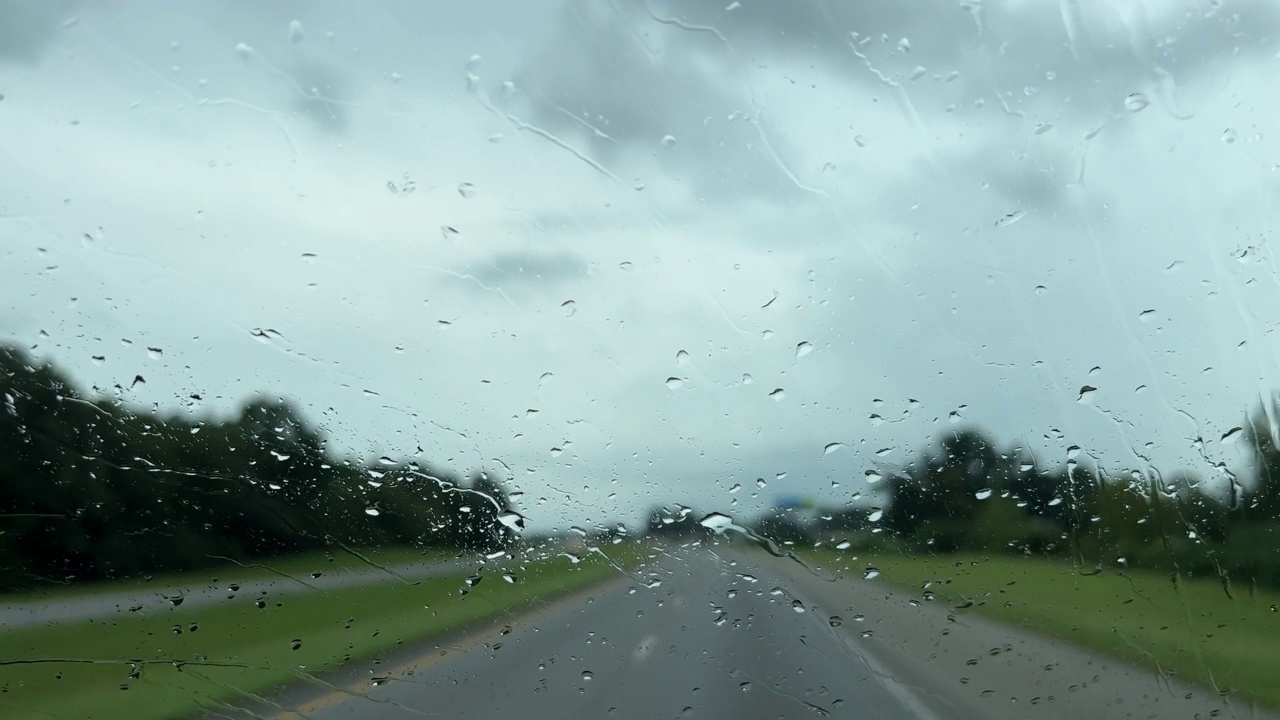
[0,343,516,591]
[799,410,1280,590]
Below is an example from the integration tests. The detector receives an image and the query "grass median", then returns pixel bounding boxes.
[0,543,652,720]
[2,546,458,606]
[805,549,1280,709]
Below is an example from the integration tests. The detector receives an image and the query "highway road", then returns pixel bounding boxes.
[212,543,1273,720]
[0,557,472,630]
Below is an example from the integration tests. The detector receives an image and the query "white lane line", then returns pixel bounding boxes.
[850,639,949,720]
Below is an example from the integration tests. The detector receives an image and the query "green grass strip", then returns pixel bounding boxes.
[1,547,459,606]
[0,545,649,720]
[806,550,1280,709]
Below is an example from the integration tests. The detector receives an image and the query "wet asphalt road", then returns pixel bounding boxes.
[235,544,1273,720]
[262,546,937,720]
[0,558,470,630]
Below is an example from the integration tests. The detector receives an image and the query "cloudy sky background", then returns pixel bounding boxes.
[3,0,1280,531]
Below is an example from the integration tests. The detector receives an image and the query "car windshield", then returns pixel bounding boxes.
[4,2,1280,719]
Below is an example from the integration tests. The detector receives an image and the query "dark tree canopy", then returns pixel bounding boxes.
[0,343,515,590]
[831,408,1280,587]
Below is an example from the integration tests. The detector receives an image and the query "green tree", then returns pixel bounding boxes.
[884,427,1008,538]
[1243,397,1280,520]
[0,341,510,590]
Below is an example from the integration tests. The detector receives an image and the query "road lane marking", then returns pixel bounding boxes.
[722,547,949,720]
[849,638,948,720]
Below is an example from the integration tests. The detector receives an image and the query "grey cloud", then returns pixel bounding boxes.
[287,60,350,134]
[699,0,1274,75]
[512,1,712,152]
[980,154,1074,214]
[895,140,1084,218]
[0,0,76,63]
[511,0,1278,183]
[465,251,589,290]
[5,0,1270,529]
[505,1,816,205]
[638,0,1278,108]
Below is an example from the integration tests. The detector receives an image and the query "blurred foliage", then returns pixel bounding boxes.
[798,408,1280,590]
[644,503,711,540]
[11,337,1280,595]
[0,343,514,591]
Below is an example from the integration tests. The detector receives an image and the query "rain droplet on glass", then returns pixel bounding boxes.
[1124,92,1150,112]
[995,210,1026,228]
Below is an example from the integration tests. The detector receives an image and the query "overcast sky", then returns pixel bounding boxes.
[3,0,1280,531]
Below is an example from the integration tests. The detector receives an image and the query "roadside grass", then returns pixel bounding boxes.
[0,543,654,720]
[805,549,1280,709]
[2,546,461,605]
